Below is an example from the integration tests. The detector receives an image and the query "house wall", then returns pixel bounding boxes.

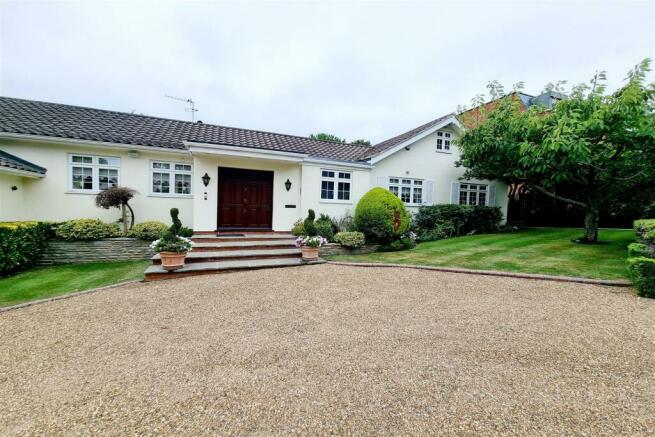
[0,173,26,221]
[300,163,371,222]
[0,139,194,226]
[192,153,303,231]
[370,127,509,219]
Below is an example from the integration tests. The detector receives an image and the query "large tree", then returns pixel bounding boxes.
[309,133,346,143]
[456,59,655,243]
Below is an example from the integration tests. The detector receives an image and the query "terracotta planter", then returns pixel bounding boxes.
[301,246,320,261]
[159,251,188,271]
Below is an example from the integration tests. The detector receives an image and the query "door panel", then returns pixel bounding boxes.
[217,167,274,229]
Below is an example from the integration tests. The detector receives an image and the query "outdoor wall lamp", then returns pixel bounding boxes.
[284,179,292,191]
[202,172,211,187]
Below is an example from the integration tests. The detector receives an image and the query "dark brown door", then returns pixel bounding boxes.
[217,167,273,230]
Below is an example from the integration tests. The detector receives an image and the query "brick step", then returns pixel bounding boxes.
[151,248,301,264]
[191,240,296,252]
[191,233,295,243]
[145,258,325,281]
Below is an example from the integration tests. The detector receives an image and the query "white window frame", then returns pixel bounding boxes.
[436,130,453,153]
[459,183,488,206]
[68,153,120,193]
[389,177,425,206]
[320,169,352,203]
[149,160,193,198]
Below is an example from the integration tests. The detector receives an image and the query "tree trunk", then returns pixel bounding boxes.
[582,209,599,243]
[126,202,135,230]
[121,204,128,234]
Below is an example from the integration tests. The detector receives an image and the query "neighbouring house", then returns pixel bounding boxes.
[0,96,508,230]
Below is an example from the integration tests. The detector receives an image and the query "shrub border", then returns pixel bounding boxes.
[327,261,632,287]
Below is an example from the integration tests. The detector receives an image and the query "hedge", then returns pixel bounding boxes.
[627,257,655,298]
[0,222,50,276]
[634,219,655,245]
[55,219,121,241]
[413,204,503,241]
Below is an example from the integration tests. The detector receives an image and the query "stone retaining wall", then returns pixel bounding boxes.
[39,238,153,265]
[320,243,379,257]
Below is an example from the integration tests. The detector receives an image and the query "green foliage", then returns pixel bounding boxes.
[334,231,365,248]
[315,221,334,242]
[95,186,137,232]
[169,208,182,236]
[354,187,410,243]
[304,209,317,237]
[413,204,503,241]
[627,257,655,298]
[291,219,305,236]
[178,226,193,238]
[351,139,371,146]
[55,219,121,241]
[628,243,653,258]
[634,219,655,244]
[334,212,355,232]
[309,133,346,143]
[151,233,193,253]
[457,59,655,242]
[126,221,168,241]
[0,222,50,277]
[379,236,416,252]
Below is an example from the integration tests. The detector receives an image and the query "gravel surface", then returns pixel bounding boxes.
[1,264,654,435]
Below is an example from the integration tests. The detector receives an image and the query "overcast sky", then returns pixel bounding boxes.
[1,0,653,144]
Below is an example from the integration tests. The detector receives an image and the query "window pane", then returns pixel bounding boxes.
[478,192,486,206]
[413,187,422,204]
[175,173,191,194]
[153,162,170,170]
[389,186,399,196]
[460,184,468,190]
[445,132,451,138]
[401,186,411,203]
[99,168,118,190]
[414,180,422,186]
[337,182,350,200]
[444,140,450,150]
[72,156,92,164]
[470,192,478,205]
[72,166,93,190]
[459,191,468,205]
[469,184,478,190]
[98,157,119,166]
[153,172,170,193]
[338,172,351,179]
[389,178,399,184]
[175,164,192,171]
[437,132,443,137]
[402,179,411,185]
[436,139,443,149]
[321,180,334,199]
[321,170,334,178]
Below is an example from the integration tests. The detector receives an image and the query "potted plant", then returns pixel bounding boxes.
[151,233,193,270]
[295,235,328,261]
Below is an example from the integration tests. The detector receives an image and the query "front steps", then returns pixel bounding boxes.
[144,232,323,281]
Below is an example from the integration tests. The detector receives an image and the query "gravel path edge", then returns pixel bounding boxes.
[0,280,143,313]
[328,261,633,287]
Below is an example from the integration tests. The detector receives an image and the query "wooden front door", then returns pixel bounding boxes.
[217,167,274,230]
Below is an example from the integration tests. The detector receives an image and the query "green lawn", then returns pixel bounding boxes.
[327,228,634,280]
[0,260,149,308]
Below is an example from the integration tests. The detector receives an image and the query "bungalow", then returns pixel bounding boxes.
[0,97,508,230]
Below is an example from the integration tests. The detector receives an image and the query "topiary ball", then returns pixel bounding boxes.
[354,187,410,243]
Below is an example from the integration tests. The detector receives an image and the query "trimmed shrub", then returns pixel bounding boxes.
[55,219,121,241]
[291,219,305,236]
[0,222,50,276]
[379,236,416,252]
[315,221,334,242]
[127,221,168,241]
[334,231,365,249]
[627,257,655,298]
[634,219,655,239]
[413,204,503,241]
[304,209,317,237]
[354,187,410,243]
[628,242,654,258]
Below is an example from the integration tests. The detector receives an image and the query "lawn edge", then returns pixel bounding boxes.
[327,261,633,287]
[0,280,143,313]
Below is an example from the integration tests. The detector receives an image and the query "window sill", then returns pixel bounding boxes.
[148,193,194,199]
[66,190,101,195]
[435,150,453,154]
[319,199,353,205]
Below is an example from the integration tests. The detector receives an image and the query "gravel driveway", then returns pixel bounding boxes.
[1,264,654,435]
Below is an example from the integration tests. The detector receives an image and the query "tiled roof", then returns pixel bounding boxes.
[363,113,455,159]
[0,97,373,162]
[0,149,47,175]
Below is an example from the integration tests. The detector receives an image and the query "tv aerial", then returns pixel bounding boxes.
[165,95,199,122]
